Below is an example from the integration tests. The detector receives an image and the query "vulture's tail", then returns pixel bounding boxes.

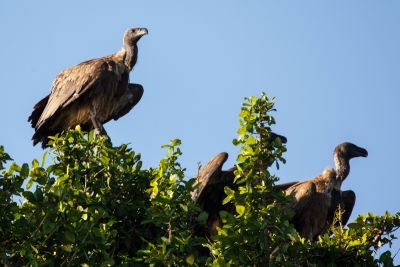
[28,95,50,147]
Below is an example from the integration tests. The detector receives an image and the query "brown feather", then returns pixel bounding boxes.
[106,83,144,122]
[36,56,126,129]
[29,28,148,147]
[28,94,50,128]
[192,152,229,207]
[31,56,128,147]
[285,168,336,240]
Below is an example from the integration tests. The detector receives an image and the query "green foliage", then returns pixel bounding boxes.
[0,93,399,266]
[135,139,204,266]
[207,93,295,266]
[2,127,152,265]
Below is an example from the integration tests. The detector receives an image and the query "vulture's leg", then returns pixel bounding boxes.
[339,190,356,226]
[90,109,103,135]
[89,110,113,146]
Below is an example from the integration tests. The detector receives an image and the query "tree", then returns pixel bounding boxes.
[1,93,399,266]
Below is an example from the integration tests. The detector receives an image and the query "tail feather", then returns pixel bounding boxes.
[28,95,50,147]
[28,95,49,128]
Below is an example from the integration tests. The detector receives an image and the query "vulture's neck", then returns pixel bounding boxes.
[123,43,138,71]
[334,153,350,185]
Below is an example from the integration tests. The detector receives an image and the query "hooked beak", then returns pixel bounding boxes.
[356,147,368,157]
[138,28,148,36]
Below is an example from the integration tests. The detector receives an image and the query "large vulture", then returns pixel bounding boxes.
[192,133,287,236]
[192,141,368,240]
[28,28,148,147]
[285,142,368,240]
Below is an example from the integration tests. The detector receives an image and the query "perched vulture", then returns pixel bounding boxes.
[192,133,287,236]
[285,142,368,240]
[28,28,148,147]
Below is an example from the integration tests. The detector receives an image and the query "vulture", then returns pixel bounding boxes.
[285,142,368,240]
[192,133,287,236]
[28,28,148,147]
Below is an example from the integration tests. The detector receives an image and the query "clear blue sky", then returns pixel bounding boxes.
[1,0,399,259]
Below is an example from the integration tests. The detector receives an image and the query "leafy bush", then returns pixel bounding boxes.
[0,93,399,266]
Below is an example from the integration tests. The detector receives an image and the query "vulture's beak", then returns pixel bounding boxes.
[139,28,148,36]
[356,147,368,157]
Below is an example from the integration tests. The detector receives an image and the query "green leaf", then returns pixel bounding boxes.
[8,162,21,174]
[62,244,72,253]
[32,159,39,169]
[171,139,182,146]
[150,181,158,199]
[217,227,228,236]
[197,211,209,225]
[21,163,29,178]
[186,255,195,265]
[30,245,39,254]
[235,204,245,218]
[224,186,235,197]
[179,204,188,212]
[222,195,233,205]
[88,130,94,142]
[64,231,76,243]
[26,178,34,190]
[245,135,257,145]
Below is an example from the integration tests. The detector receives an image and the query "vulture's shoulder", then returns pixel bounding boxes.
[285,180,317,213]
[285,180,317,200]
[51,55,122,95]
[313,167,336,192]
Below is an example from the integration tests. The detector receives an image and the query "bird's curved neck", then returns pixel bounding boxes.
[334,153,350,182]
[123,43,138,71]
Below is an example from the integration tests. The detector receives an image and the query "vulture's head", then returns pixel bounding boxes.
[257,132,287,145]
[334,142,368,160]
[124,28,148,45]
[269,132,288,144]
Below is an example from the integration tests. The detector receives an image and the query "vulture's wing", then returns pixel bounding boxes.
[274,181,300,191]
[35,57,121,129]
[285,179,332,240]
[106,83,144,123]
[285,181,317,214]
[192,152,229,206]
[340,190,356,225]
[28,95,50,128]
[330,189,355,226]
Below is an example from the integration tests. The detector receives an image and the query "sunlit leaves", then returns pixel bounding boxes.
[208,92,292,265]
[1,129,149,266]
[0,93,399,266]
[136,138,204,266]
[235,204,245,218]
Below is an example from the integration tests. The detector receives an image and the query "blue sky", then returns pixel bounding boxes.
[1,0,399,259]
